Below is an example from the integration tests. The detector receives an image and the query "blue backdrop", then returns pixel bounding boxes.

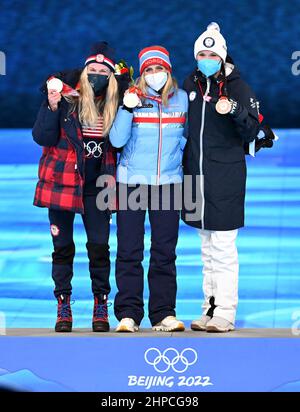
[0,0,300,127]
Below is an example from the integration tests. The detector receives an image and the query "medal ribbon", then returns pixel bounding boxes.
[47,76,80,97]
[128,86,174,104]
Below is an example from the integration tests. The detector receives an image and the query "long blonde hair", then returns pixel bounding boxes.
[136,71,178,107]
[65,66,119,136]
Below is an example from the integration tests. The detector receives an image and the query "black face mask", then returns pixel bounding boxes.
[87,74,109,96]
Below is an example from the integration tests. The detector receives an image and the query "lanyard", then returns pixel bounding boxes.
[198,79,226,99]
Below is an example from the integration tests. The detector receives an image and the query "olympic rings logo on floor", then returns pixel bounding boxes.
[144,347,198,374]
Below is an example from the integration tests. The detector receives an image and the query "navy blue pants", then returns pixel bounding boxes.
[48,195,111,298]
[114,184,180,326]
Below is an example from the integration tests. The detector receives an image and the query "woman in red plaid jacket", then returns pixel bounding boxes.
[33,42,130,333]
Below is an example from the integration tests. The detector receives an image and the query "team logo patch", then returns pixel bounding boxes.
[203,37,215,48]
[96,54,104,62]
[189,91,197,101]
[50,224,60,237]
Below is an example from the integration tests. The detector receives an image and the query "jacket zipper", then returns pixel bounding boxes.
[199,78,211,230]
[156,102,163,185]
[64,120,84,187]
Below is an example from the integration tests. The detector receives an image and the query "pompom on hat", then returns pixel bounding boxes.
[138,45,172,74]
[194,22,227,62]
[84,41,116,72]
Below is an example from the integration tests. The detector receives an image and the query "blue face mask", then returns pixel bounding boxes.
[197,59,222,77]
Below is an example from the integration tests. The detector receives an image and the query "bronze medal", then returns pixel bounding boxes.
[215,97,232,115]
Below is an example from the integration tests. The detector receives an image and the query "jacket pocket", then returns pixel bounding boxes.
[52,150,80,187]
[206,146,245,163]
[119,137,136,166]
[38,150,56,183]
[170,145,182,170]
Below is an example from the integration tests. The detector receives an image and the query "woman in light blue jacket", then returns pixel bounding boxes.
[109,45,188,333]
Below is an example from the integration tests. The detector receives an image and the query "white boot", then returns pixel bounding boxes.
[152,316,185,332]
[191,315,212,331]
[115,318,139,333]
[206,316,235,333]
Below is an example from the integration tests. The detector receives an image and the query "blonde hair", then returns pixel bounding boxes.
[136,71,178,107]
[65,66,119,136]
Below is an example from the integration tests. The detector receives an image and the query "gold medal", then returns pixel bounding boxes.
[215,96,232,115]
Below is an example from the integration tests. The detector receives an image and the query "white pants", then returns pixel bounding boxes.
[198,229,239,324]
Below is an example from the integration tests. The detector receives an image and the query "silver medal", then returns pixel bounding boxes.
[47,77,63,93]
[123,92,140,108]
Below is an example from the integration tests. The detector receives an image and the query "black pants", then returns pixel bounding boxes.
[48,195,111,298]
[114,183,180,326]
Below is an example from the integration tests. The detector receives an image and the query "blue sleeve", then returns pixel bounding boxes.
[180,90,189,150]
[109,106,133,148]
[32,100,60,147]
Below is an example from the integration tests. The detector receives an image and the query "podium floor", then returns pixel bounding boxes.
[1,329,300,392]
[3,328,298,338]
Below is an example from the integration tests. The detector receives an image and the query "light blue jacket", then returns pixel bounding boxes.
[109,87,188,185]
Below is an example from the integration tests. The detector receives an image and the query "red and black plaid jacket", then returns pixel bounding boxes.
[33,100,117,214]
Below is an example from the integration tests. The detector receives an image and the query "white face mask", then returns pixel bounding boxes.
[145,72,168,92]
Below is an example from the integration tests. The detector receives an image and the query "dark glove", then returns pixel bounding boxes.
[255,137,274,152]
[254,124,277,152]
[115,60,134,106]
[244,124,277,154]
[259,124,276,140]
[121,105,133,113]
